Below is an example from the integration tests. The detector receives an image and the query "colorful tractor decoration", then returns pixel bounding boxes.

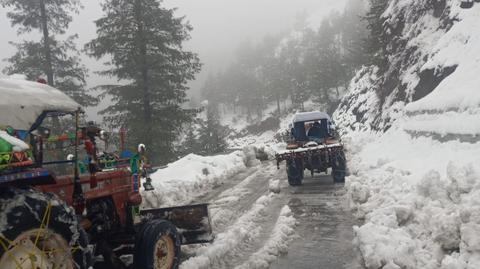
[0,78,212,269]
[276,111,347,186]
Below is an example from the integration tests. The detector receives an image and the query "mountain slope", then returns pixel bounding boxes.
[335,1,480,268]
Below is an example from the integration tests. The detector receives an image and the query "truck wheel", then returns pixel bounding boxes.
[287,159,303,186]
[331,151,346,183]
[0,188,90,269]
[134,219,181,269]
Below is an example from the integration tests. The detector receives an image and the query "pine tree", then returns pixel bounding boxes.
[1,0,95,106]
[86,0,201,164]
[341,0,369,72]
[196,106,228,156]
[363,0,389,70]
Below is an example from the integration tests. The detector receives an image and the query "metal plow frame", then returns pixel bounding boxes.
[141,203,213,245]
[276,143,344,169]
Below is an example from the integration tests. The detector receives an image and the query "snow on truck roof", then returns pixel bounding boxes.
[292,111,331,123]
[0,78,79,130]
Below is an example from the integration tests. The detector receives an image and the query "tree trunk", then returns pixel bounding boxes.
[276,92,281,116]
[39,0,54,86]
[135,0,153,147]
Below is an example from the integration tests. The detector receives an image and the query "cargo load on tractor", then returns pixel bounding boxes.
[0,78,212,269]
[276,111,347,186]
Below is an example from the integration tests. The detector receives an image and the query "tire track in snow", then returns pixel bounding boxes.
[235,205,296,269]
[180,193,275,269]
[207,163,274,233]
[180,162,297,269]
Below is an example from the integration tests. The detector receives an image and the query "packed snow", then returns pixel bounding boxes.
[142,150,251,208]
[235,206,296,269]
[180,194,290,269]
[345,127,480,268]
[333,2,480,268]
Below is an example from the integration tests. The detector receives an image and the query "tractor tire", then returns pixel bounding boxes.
[0,187,91,269]
[134,219,181,269]
[331,150,347,183]
[287,159,304,186]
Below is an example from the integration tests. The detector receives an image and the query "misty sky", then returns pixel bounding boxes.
[0,0,348,99]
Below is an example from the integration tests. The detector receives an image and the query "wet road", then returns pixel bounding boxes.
[181,162,363,269]
[270,174,363,269]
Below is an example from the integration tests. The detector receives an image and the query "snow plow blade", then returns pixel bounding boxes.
[275,143,343,168]
[140,203,213,245]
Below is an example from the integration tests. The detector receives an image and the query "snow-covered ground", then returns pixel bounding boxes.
[140,148,299,269]
[339,2,480,268]
[142,150,252,208]
[345,128,480,268]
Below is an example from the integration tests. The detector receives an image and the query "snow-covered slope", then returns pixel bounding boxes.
[336,1,480,268]
[335,0,473,132]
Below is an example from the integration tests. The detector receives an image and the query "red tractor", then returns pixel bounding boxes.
[0,79,212,269]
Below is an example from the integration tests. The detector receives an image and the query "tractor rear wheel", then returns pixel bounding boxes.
[0,188,90,269]
[331,150,347,183]
[134,219,181,269]
[287,159,304,186]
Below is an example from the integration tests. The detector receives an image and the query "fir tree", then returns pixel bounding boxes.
[196,106,228,156]
[86,0,201,164]
[363,0,389,70]
[1,0,95,106]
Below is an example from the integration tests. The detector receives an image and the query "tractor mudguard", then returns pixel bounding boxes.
[140,203,213,245]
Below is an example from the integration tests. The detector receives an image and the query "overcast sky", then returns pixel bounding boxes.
[0,0,348,99]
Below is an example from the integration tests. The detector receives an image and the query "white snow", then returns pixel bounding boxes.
[0,78,79,130]
[142,151,249,208]
[406,4,480,114]
[404,111,480,136]
[344,127,480,268]
[336,2,480,268]
[292,111,331,123]
[180,194,275,269]
[234,206,296,269]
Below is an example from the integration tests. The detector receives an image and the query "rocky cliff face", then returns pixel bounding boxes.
[334,0,470,133]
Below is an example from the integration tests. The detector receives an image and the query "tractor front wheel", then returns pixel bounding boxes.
[0,188,90,269]
[331,150,347,183]
[134,219,181,269]
[287,158,304,186]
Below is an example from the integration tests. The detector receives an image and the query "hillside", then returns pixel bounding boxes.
[335,1,480,268]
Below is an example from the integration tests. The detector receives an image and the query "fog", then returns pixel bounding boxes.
[0,0,348,98]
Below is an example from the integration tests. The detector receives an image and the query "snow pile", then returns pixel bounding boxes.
[235,206,296,269]
[142,151,249,208]
[180,194,275,269]
[404,3,480,138]
[345,128,480,268]
[336,3,480,267]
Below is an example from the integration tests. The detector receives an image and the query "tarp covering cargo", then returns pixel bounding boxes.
[292,111,331,123]
[0,78,79,130]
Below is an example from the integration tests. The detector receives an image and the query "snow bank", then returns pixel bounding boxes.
[235,206,296,269]
[180,194,275,269]
[345,128,480,268]
[142,151,249,208]
[405,4,480,114]
[335,1,480,268]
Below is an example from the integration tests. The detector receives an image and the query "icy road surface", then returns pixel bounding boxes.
[180,162,363,269]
